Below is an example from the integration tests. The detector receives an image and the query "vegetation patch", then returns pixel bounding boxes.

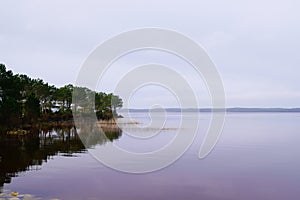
[0,64,123,132]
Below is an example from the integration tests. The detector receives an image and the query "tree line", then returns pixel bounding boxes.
[0,64,123,130]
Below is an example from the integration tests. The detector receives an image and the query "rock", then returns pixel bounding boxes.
[10,192,18,197]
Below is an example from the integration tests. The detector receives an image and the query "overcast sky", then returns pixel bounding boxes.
[0,0,299,108]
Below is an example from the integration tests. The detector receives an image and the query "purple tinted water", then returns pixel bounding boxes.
[3,113,300,200]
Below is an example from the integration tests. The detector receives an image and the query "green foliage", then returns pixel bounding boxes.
[24,94,40,124]
[94,92,123,120]
[0,64,123,130]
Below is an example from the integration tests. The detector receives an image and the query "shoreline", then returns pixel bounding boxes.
[2,119,125,135]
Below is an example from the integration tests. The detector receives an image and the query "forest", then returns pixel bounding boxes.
[0,64,123,131]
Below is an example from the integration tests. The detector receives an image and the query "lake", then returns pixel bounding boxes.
[1,112,300,200]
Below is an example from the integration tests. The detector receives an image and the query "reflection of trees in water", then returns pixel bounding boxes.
[74,118,122,148]
[0,126,122,187]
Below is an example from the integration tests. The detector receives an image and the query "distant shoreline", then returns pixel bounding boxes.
[120,108,300,113]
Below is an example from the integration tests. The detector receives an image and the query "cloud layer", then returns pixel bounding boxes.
[0,0,299,107]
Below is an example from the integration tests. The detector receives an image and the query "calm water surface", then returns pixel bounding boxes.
[1,112,300,200]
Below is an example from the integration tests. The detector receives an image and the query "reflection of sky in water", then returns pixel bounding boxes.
[3,112,300,200]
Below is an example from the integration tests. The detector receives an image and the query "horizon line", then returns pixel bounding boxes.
[118,107,300,113]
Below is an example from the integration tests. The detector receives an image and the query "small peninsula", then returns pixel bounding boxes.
[0,64,123,132]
